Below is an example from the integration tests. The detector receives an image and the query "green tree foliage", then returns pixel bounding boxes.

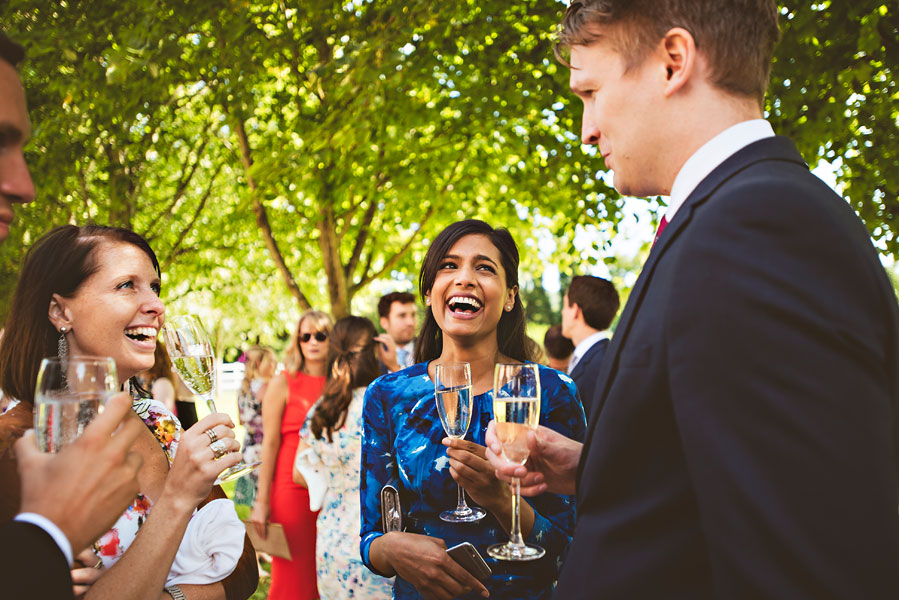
[1,0,895,341]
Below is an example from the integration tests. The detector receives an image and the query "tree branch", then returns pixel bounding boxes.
[144,130,212,240]
[232,112,311,311]
[161,159,224,271]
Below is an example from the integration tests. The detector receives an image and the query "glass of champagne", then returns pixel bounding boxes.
[162,315,259,483]
[487,362,545,561]
[34,356,118,452]
[435,361,486,523]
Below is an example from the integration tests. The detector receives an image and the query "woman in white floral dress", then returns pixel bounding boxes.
[295,316,393,599]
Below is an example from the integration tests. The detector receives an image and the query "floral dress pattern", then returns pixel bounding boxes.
[92,395,181,568]
[233,379,266,505]
[299,388,394,600]
[360,362,587,600]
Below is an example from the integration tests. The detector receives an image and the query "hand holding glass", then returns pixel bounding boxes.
[435,362,486,523]
[163,315,259,483]
[488,362,545,561]
[34,356,118,452]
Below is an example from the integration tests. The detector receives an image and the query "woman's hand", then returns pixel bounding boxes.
[249,500,269,540]
[71,549,104,596]
[373,532,489,600]
[162,413,241,512]
[441,438,509,513]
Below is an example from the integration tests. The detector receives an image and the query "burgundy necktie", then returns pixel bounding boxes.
[653,215,669,246]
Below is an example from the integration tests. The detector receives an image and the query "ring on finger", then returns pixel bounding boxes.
[210,439,228,458]
[205,428,218,443]
[93,559,103,570]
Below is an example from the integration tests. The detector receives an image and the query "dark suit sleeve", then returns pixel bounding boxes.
[666,176,899,597]
[0,520,74,598]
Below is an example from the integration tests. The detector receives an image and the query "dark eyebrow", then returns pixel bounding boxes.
[442,253,498,267]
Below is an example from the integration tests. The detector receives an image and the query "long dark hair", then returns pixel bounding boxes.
[414,219,532,363]
[0,225,160,404]
[310,316,380,441]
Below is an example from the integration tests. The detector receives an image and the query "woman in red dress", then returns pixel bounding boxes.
[251,310,332,600]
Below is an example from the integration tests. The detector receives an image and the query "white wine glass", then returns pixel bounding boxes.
[34,356,118,452]
[163,315,260,483]
[435,362,486,523]
[487,362,545,561]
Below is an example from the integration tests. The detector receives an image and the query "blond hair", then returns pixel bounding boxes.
[285,310,334,374]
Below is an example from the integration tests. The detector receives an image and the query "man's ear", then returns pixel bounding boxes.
[660,27,697,98]
[379,316,390,332]
[572,302,583,321]
[48,294,73,333]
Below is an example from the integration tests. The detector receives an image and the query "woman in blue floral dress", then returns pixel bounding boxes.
[297,316,393,599]
[360,220,587,600]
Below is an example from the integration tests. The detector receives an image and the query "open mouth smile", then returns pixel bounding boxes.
[124,326,158,344]
[446,295,484,318]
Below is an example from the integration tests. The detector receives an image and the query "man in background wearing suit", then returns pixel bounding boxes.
[487,1,899,597]
[0,30,144,598]
[375,291,419,373]
[561,275,619,419]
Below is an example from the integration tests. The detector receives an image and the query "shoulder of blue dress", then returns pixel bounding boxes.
[535,363,576,392]
[369,361,428,387]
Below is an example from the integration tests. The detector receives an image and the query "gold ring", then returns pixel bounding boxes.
[94,558,103,570]
[205,428,218,443]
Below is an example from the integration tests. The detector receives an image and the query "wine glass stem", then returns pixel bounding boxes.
[509,477,525,548]
[200,393,217,414]
[456,483,469,512]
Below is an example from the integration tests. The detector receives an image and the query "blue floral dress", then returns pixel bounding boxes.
[360,362,586,600]
[300,388,394,599]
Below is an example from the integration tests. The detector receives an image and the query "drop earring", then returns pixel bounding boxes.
[58,326,69,360]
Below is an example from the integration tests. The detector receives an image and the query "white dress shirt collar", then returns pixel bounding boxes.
[567,330,609,375]
[666,119,775,222]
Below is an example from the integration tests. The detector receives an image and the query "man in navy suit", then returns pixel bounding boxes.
[561,275,619,419]
[0,30,144,598]
[487,1,899,597]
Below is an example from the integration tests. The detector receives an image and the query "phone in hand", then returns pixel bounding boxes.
[446,542,492,581]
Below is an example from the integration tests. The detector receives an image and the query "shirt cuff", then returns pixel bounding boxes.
[361,531,390,576]
[15,512,74,566]
[525,510,553,549]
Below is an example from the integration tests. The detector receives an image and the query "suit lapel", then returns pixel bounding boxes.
[579,137,808,473]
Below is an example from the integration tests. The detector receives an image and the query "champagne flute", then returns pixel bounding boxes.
[487,362,545,561]
[163,315,260,483]
[435,362,486,523]
[34,356,117,452]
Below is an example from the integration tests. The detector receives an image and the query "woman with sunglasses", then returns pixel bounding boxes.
[251,310,332,600]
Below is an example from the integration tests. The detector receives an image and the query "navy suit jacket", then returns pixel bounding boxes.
[0,520,73,598]
[555,137,899,598]
[568,337,609,420]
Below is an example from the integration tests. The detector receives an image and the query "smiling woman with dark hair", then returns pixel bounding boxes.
[359,220,586,600]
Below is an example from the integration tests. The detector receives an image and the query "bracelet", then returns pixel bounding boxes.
[164,585,186,600]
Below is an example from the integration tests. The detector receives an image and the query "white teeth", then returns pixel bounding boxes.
[125,327,157,338]
[449,296,482,309]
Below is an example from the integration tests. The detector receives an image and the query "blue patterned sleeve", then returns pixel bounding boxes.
[522,369,587,568]
[359,378,394,575]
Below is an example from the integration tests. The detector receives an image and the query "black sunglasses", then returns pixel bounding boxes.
[300,331,328,343]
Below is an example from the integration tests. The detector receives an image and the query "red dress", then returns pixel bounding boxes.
[268,371,326,600]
